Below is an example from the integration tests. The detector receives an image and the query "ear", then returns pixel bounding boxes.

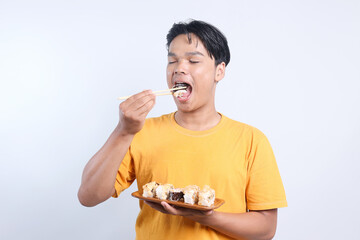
[215,62,226,83]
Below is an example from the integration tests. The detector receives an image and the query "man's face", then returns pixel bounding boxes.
[166,34,224,113]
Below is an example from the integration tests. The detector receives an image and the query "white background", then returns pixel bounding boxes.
[1,0,359,239]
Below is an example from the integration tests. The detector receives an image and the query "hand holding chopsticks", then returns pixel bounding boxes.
[117,86,186,100]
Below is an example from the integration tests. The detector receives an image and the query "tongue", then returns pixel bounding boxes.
[179,89,190,98]
[173,84,192,100]
[176,87,191,100]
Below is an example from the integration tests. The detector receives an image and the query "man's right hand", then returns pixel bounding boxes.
[78,90,156,207]
[116,90,156,136]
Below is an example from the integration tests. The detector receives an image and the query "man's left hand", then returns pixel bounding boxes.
[144,200,214,222]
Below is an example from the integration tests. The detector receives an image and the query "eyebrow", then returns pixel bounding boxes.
[168,51,205,57]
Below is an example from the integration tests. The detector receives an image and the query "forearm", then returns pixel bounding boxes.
[192,209,277,240]
[78,126,134,206]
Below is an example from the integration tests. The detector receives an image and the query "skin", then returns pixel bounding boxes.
[166,34,225,130]
[77,90,156,206]
[78,33,278,239]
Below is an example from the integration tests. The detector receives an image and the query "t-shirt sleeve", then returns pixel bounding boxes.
[112,149,136,198]
[246,134,287,210]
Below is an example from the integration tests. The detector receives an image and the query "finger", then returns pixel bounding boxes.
[129,90,153,102]
[120,93,155,120]
[126,97,155,122]
[121,90,153,109]
[202,210,214,216]
[137,96,156,117]
[127,92,156,113]
[160,202,178,215]
[144,201,168,214]
[163,202,214,216]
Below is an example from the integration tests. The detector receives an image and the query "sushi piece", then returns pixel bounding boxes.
[142,181,159,198]
[173,89,187,98]
[169,188,184,202]
[198,185,215,207]
[155,183,174,200]
[183,185,200,205]
[172,82,191,99]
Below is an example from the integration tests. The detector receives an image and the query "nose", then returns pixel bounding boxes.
[174,60,187,75]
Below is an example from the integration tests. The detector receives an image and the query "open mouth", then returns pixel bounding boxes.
[172,82,192,100]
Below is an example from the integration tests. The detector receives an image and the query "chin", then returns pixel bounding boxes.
[175,103,192,113]
[175,103,199,114]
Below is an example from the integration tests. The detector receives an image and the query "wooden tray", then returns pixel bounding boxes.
[131,191,225,211]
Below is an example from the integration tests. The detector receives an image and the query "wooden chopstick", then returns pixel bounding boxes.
[152,86,186,94]
[154,92,173,96]
[117,86,186,100]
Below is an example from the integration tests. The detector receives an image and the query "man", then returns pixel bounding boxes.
[78,20,287,240]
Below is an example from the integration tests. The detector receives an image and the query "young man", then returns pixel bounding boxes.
[78,20,287,240]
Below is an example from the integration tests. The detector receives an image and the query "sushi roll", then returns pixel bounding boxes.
[183,185,200,205]
[155,183,174,200]
[172,82,190,99]
[142,181,159,198]
[173,89,187,98]
[198,185,215,207]
[169,188,184,202]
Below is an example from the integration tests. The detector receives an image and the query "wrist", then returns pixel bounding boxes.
[191,210,218,227]
[113,125,135,140]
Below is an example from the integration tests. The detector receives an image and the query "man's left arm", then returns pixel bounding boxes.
[145,201,277,240]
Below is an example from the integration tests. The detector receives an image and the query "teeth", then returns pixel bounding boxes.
[173,82,189,89]
[173,83,189,93]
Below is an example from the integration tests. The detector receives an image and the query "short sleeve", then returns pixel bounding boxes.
[246,135,287,210]
[112,149,136,198]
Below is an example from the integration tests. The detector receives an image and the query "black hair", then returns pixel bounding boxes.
[166,19,230,66]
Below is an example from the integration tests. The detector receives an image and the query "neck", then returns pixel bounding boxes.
[175,107,221,131]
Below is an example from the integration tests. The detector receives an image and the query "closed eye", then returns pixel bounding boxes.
[189,60,200,63]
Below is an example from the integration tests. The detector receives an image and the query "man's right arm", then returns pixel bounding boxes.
[77,90,156,207]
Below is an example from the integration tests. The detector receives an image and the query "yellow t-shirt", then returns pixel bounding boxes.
[113,112,287,240]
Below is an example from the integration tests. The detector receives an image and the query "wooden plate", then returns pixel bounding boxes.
[131,191,225,210]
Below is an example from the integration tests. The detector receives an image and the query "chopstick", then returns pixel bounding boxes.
[117,86,186,100]
[152,86,186,94]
